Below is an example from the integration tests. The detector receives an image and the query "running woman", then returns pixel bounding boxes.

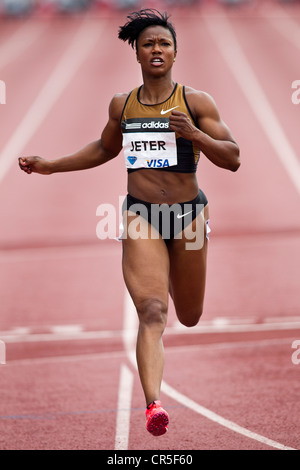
[18,9,240,437]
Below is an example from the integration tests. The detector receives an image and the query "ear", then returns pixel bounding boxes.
[136,52,140,64]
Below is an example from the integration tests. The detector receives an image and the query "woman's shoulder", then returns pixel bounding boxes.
[183,85,218,117]
[184,85,215,104]
[108,92,131,119]
[110,92,130,106]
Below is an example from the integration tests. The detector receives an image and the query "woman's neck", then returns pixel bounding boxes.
[139,76,175,105]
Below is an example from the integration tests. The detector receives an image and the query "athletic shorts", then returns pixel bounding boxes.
[121,189,210,241]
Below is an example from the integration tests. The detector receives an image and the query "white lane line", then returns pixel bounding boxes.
[6,350,128,367]
[165,336,295,355]
[161,381,295,451]
[264,6,300,51]
[0,329,122,343]
[0,21,47,70]
[123,289,297,451]
[49,325,83,334]
[169,320,300,334]
[0,18,103,184]
[2,319,300,343]
[0,243,119,263]
[122,290,138,367]
[203,13,300,197]
[114,364,134,451]
[4,336,296,367]
[113,292,138,450]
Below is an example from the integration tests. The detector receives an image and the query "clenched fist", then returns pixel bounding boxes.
[18,156,52,175]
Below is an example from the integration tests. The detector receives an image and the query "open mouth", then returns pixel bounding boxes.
[151,58,164,66]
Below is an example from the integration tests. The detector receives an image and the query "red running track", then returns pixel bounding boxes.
[0,1,300,451]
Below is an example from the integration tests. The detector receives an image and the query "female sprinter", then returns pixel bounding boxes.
[19,9,240,437]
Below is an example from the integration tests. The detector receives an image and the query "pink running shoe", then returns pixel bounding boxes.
[145,401,169,436]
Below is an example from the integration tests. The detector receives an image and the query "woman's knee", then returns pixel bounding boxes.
[176,306,203,328]
[136,298,168,329]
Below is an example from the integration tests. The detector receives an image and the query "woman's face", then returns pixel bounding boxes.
[136,25,177,76]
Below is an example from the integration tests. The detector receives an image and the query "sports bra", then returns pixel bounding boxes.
[120,83,200,173]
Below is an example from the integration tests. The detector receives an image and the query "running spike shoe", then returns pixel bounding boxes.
[145,401,169,436]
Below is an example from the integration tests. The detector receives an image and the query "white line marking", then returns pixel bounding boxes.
[114,364,134,451]
[112,292,137,450]
[0,22,47,70]
[0,329,122,343]
[123,289,297,450]
[203,13,300,197]
[165,337,296,355]
[122,291,138,367]
[161,381,295,451]
[6,350,128,367]
[0,243,119,263]
[264,6,300,51]
[2,319,300,343]
[4,336,296,367]
[50,325,83,335]
[0,19,102,184]
[169,320,300,334]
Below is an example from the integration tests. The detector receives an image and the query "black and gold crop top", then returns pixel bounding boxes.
[121,83,200,173]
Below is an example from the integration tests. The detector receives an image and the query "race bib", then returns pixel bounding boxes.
[122,118,177,169]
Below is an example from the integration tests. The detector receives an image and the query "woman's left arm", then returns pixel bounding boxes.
[169,90,240,172]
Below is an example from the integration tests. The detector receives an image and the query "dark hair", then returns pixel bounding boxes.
[118,9,177,52]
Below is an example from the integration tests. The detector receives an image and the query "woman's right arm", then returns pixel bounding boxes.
[18,93,127,175]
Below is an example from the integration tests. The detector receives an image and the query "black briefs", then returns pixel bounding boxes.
[122,189,208,241]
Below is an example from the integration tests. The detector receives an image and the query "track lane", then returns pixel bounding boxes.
[1,3,300,450]
[0,353,121,450]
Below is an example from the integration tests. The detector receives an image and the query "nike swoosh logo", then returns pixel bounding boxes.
[177,210,193,219]
[160,106,179,115]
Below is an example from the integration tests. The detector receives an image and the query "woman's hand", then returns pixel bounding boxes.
[17,94,126,177]
[169,92,240,172]
[169,110,199,141]
[18,156,52,175]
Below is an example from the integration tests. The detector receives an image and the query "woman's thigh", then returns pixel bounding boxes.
[122,212,170,312]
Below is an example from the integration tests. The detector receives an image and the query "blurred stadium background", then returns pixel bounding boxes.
[0,0,299,18]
